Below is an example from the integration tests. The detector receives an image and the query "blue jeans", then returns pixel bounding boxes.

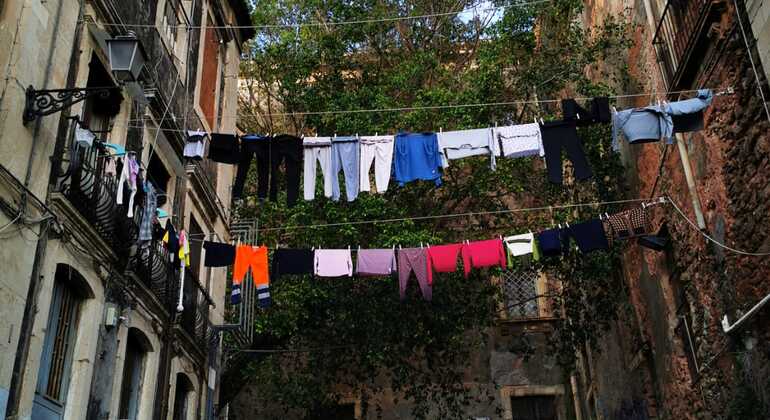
[331,136,360,201]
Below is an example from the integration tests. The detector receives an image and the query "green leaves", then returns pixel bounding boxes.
[233,0,633,417]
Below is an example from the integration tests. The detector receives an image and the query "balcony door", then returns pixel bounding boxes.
[31,268,84,420]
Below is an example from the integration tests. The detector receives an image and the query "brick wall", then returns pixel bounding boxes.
[583,0,770,417]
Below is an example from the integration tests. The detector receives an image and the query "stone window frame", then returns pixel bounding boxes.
[499,385,566,420]
[156,0,192,81]
[495,269,556,321]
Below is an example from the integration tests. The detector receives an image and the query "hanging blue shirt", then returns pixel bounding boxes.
[393,133,443,187]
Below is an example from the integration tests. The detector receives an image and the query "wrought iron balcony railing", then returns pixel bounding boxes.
[652,0,719,88]
[56,119,179,314]
[178,267,215,353]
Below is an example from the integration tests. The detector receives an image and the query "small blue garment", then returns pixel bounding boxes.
[611,105,670,151]
[331,136,360,202]
[665,89,713,116]
[393,133,443,187]
[612,89,713,151]
[537,228,569,257]
[103,142,126,156]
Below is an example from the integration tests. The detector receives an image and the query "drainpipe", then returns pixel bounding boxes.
[674,132,707,229]
[6,0,86,417]
[570,375,584,420]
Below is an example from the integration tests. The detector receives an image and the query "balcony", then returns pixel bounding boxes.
[54,120,179,314]
[177,267,216,359]
[652,0,727,89]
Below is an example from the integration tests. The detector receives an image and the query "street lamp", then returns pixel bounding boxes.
[23,32,148,124]
[106,32,147,83]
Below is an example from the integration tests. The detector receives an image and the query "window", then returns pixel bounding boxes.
[509,396,557,420]
[199,21,221,128]
[81,54,122,134]
[118,329,150,420]
[188,217,204,279]
[502,268,541,319]
[161,0,180,50]
[147,151,171,195]
[172,373,194,420]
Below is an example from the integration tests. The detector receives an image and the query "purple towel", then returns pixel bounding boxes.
[356,249,397,276]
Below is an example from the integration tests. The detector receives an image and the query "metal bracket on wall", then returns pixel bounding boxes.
[722,292,770,333]
[23,85,113,124]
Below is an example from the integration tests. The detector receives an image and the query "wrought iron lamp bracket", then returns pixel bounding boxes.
[23,85,113,124]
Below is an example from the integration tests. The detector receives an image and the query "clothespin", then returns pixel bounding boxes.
[565,222,570,228]
[575,112,580,120]
[355,133,359,139]
[611,106,618,114]
[540,117,545,125]
[642,202,647,209]
[375,132,378,137]
[398,244,402,250]
[604,212,610,219]
[358,245,361,252]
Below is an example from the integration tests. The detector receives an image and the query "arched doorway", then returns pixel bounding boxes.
[117,327,154,420]
[31,264,94,420]
[171,372,195,420]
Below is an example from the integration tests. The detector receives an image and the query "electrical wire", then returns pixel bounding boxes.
[254,197,659,232]
[0,213,22,234]
[733,0,770,123]
[86,1,551,30]
[666,196,770,256]
[118,87,732,122]
[112,88,732,131]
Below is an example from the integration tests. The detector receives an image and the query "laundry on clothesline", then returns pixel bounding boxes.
[200,202,664,307]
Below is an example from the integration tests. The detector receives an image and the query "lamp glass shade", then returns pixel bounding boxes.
[107,35,146,82]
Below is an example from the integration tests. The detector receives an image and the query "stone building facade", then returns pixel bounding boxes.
[574,0,770,419]
[0,1,253,419]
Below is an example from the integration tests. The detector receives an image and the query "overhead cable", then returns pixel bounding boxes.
[254,197,659,232]
[111,88,731,132]
[667,196,770,256]
[85,0,552,30]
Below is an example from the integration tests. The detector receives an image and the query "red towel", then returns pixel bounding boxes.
[462,239,507,278]
[426,243,463,284]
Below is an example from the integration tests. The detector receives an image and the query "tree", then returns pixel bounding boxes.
[230,0,632,417]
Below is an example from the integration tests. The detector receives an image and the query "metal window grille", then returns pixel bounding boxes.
[502,269,540,319]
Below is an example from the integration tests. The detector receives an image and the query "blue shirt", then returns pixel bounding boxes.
[393,133,443,186]
[612,89,713,151]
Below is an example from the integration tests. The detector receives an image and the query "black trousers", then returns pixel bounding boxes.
[232,135,302,206]
[540,120,593,184]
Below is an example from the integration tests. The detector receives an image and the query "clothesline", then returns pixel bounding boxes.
[116,88,732,127]
[85,0,551,30]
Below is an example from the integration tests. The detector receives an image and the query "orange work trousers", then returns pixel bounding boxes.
[232,245,270,287]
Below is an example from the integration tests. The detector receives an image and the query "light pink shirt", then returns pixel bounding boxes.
[314,249,353,277]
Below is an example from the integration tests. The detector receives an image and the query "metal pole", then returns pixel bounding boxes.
[675,132,706,229]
